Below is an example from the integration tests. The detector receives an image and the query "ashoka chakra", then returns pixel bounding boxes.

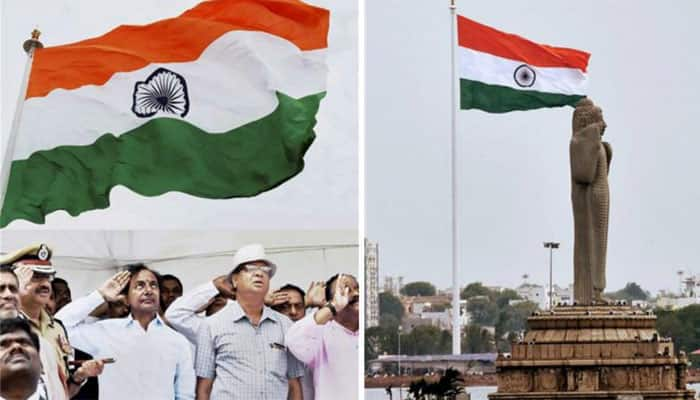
[513,64,536,88]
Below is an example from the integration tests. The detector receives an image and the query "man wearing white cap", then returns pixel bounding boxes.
[167,244,304,400]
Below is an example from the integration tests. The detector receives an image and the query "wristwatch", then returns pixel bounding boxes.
[324,302,337,316]
[68,372,87,387]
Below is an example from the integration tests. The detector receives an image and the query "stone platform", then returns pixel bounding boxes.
[489,305,696,400]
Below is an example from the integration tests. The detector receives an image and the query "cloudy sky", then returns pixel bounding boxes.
[0,0,357,230]
[366,1,700,295]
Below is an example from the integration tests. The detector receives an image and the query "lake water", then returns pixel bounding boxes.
[365,384,700,400]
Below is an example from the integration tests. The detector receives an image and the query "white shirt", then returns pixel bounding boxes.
[56,291,195,400]
[165,281,231,345]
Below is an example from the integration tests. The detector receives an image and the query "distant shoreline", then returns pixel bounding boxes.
[365,374,496,388]
[366,369,700,388]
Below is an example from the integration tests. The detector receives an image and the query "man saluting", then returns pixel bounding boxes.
[56,264,195,400]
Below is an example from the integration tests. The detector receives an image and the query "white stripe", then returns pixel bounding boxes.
[15,31,327,160]
[458,46,586,95]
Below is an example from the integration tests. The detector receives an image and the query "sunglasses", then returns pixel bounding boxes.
[239,264,272,275]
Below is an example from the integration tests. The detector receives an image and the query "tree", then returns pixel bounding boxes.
[495,301,538,336]
[466,297,499,325]
[656,304,700,357]
[461,282,491,299]
[462,324,495,353]
[402,325,452,355]
[400,281,437,297]
[379,291,404,321]
[495,289,521,309]
[606,282,650,301]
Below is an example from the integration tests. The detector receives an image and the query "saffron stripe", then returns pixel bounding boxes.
[27,0,329,99]
[457,15,589,72]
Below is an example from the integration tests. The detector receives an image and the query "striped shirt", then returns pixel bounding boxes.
[195,302,304,400]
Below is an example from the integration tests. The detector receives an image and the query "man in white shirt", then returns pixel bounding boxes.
[56,264,195,400]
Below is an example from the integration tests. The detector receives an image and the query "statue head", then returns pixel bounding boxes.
[573,98,606,136]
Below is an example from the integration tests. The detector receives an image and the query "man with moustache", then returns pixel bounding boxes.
[0,245,72,381]
[0,266,104,400]
[286,274,360,400]
[56,264,195,400]
[194,244,304,400]
[268,284,315,400]
[0,318,42,400]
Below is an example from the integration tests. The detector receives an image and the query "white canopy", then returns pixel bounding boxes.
[0,230,357,298]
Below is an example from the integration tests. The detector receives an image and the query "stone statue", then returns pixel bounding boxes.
[570,98,611,305]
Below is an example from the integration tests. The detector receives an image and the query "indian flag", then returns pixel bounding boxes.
[458,15,590,113]
[0,0,329,227]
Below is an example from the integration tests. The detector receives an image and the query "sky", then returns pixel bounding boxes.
[0,0,357,230]
[366,1,700,296]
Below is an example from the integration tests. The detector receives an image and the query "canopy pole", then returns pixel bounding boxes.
[449,0,461,355]
[0,29,43,220]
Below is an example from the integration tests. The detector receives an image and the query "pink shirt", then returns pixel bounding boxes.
[286,314,358,400]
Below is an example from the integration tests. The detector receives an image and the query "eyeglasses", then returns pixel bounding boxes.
[240,264,272,275]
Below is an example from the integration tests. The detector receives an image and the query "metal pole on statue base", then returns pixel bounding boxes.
[449,0,461,355]
[543,242,560,309]
[0,29,43,219]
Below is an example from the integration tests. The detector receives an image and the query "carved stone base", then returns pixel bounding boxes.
[489,306,695,400]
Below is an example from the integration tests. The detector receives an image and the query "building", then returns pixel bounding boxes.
[383,275,403,297]
[550,284,573,306]
[365,239,379,328]
[516,282,546,310]
[401,295,470,332]
[654,274,700,310]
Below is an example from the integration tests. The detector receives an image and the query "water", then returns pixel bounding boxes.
[365,384,700,400]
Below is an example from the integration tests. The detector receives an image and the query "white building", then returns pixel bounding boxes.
[365,239,379,328]
[516,283,546,310]
[550,284,574,306]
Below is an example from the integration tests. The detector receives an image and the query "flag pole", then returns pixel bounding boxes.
[449,0,461,355]
[0,29,43,220]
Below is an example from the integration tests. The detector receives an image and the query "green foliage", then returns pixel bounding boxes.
[655,304,700,356]
[606,282,650,301]
[466,296,499,325]
[461,324,496,353]
[379,313,400,329]
[401,281,437,297]
[379,291,404,321]
[496,289,521,309]
[461,282,491,299]
[494,301,537,352]
[402,325,452,355]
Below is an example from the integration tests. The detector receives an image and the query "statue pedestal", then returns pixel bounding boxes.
[488,305,695,400]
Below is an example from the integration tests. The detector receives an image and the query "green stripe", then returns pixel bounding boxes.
[1,91,324,227]
[460,78,584,113]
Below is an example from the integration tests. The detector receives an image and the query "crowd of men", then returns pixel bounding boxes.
[0,243,359,400]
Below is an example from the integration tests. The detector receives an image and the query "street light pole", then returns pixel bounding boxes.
[543,242,560,310]
[398,325,403,399]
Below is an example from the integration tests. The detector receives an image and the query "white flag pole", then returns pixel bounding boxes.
[0,29,43,220]
[449,0,461,355]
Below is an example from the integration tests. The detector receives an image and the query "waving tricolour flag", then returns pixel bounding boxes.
[1,0,329,227]
[458,15,589,113]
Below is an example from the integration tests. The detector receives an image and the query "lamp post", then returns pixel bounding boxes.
[397,325,403,399]
[543,242,560,310]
